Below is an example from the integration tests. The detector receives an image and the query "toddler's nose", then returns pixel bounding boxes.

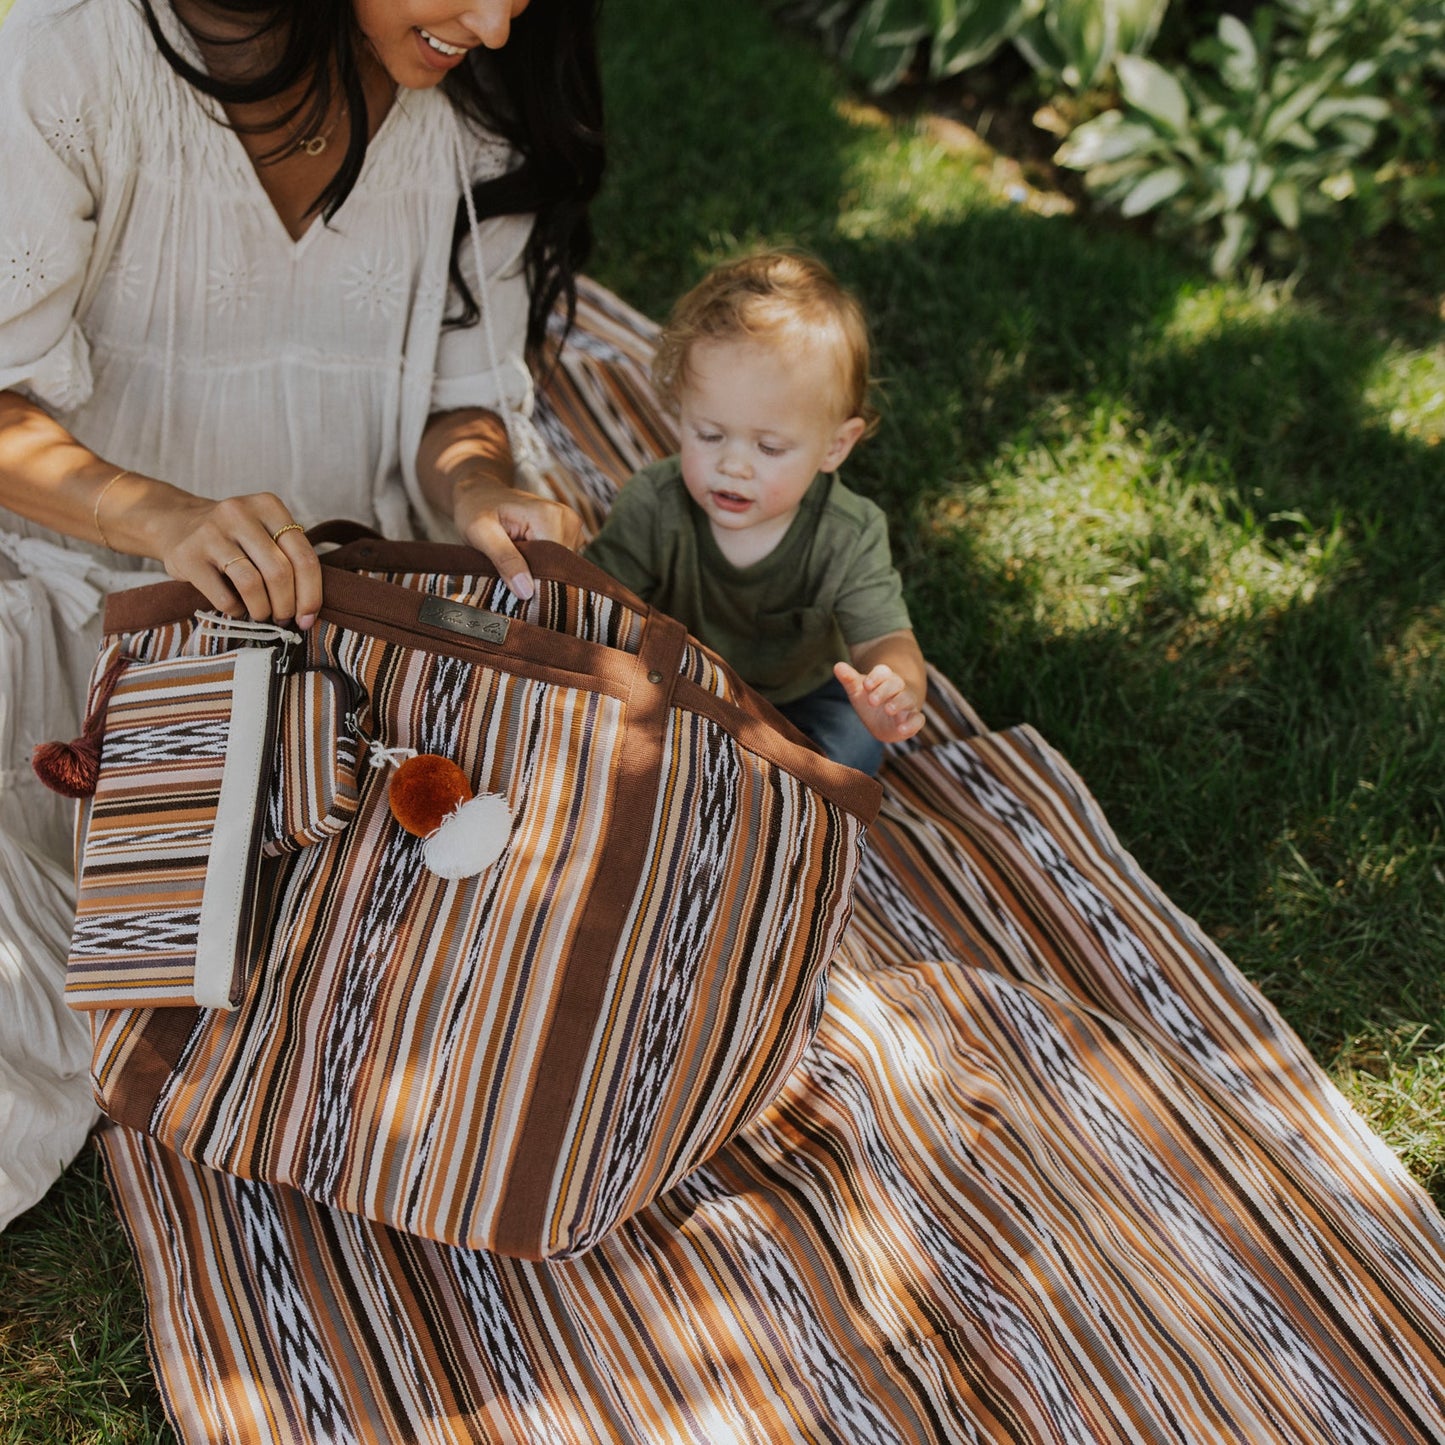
[719,447,751,480]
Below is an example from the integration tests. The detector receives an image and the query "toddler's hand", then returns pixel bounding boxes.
[834,661,925,745]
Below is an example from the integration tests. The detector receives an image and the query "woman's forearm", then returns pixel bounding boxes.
[0,388,190,557]
[416,406,515,521]
[417,407,584,597]
[0,387,323,623]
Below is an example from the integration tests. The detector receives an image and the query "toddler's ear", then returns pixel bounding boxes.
[821,415,868,473]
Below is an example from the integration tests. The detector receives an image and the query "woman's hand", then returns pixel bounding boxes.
[418,406,583,600]
[451,474,583,600]
[151,492,323,628]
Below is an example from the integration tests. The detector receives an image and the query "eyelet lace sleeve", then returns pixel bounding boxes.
[0,0,115,413]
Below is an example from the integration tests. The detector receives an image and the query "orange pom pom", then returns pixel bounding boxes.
[388,754,473,838]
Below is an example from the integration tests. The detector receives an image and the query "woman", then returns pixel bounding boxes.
[0,0,600,1227]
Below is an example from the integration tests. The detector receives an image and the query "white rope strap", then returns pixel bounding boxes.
[449,108,553,490]
[194,612,304,646]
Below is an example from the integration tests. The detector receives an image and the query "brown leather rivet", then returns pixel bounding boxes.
[647,669,664,684]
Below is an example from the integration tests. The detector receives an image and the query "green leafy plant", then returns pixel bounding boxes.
[1303,0,1445,234]
[1014,0,1171,91]
[1056,0,1444,274]
[1057,9,1384,273]
[767,0,1045,94]
[766,0,1178,96]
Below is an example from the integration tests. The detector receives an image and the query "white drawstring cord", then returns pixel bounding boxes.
[449,108,553,492]
[194,612,304,646]
[368,741,418,771]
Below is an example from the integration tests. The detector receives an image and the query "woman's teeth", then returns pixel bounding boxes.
[418,29,467,57]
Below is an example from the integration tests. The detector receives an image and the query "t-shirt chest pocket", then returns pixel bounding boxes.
[746,605,838,693]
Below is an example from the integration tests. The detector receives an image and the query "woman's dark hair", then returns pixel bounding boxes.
[138,0,604,362]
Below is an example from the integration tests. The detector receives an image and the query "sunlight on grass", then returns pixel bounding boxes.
[835,124,997,242]
[1161,282,1297,338]
[1334,1025,1445,1197]
[931,400,1351,639]
[1383,605,1445,691]
[1363,349,1445,447]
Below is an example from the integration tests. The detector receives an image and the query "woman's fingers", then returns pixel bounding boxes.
[217,552,271,619]
[456,482,585,600]
[161,496,320,627]
[272,524,323,627]
[466,511,536,599]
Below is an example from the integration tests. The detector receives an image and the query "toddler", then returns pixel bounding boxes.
[585,250,925,773]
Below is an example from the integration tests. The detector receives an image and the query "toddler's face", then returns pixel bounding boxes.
[677,339,863,543]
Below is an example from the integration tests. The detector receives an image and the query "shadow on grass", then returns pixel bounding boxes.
[593,0,1445,1076]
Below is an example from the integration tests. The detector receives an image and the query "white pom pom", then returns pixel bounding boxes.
[422,792,513,880]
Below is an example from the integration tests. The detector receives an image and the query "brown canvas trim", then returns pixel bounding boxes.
[98,1007,202,1132]
[103,579,208,635]
[492,610,689,1259]
[325,537,653,616]
[676,679,883,824]
[317,568,640,700]
[103,538,657,648]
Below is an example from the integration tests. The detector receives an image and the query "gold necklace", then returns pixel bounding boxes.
[295,103,345,158]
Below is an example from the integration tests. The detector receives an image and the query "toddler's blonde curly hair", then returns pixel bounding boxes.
[652,249,879,437]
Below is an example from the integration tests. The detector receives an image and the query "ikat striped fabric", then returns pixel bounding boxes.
[66,645,278,1011]
[96,279,1445,1442]
[88,538,878,1260]
[100,717,1445,1443]
[262,668,361,855]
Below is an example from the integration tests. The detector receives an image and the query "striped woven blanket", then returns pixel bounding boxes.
[100,280,1445,1444]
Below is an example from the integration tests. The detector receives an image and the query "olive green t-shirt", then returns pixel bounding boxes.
[583,457,912,705]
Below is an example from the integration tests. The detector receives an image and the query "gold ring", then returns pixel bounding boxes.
[222,555,248,571]
[271,522,305,543]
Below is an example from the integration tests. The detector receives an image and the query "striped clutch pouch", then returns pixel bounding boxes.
[82,534,883,1260]
[64,644,283,1012]
[262,667,362,855]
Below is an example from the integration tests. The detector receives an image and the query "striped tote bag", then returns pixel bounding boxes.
[77,533,881,1260]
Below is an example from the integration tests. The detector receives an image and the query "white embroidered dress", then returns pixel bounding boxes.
[0,0,535,1227]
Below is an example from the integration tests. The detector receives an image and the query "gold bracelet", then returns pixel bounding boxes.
[93,469,130,550]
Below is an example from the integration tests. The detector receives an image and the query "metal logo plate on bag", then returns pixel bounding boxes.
[419,597,511,645]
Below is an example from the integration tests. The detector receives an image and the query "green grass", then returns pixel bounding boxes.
[0,1151,170,1443]
[4,0,1443,1434]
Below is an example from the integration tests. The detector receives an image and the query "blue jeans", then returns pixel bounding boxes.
[777,676,885,776]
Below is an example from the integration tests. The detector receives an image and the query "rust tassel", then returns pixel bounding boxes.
[32,653,131,798]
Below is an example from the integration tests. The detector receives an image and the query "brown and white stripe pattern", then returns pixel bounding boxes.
[99,720,1445,1442]
[87,537,877,1260]
[66,646,277,1011]
[262,668,362,855]
[96,280,1445,1442]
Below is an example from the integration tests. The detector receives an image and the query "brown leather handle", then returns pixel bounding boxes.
[306,519,382,549]
[319,535,653,617]
[101,531,643,635]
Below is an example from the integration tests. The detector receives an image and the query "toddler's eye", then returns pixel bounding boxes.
[694,429,722,444]
[758,443,786,457]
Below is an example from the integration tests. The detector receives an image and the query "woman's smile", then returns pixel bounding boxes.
[416,27,471,60]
